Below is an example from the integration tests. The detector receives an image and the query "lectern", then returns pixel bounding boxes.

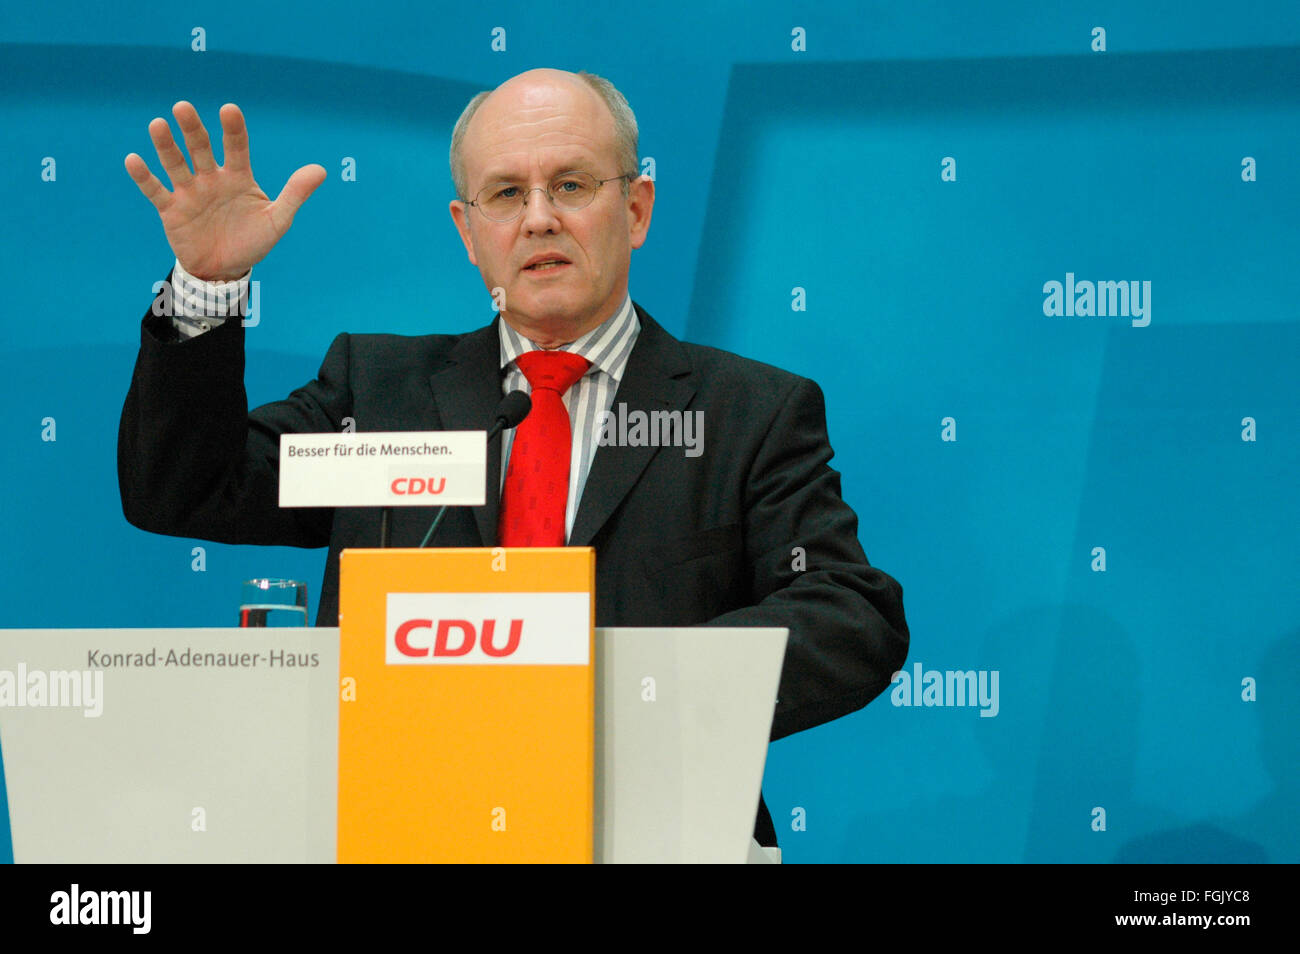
[0,568,787,862]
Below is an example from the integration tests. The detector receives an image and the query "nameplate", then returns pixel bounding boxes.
[278,432,487,507]
[386,591,592,665]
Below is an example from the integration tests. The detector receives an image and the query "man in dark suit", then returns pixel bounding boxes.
[119,68,908,847]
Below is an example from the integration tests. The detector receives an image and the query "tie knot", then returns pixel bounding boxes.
[514,349,591,395]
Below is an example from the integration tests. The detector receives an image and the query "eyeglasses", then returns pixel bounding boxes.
[465,171,634,222]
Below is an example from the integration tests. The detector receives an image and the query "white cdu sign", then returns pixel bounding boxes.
[278,432,487,507]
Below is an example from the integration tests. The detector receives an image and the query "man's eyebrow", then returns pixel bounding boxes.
[480,160,597,183]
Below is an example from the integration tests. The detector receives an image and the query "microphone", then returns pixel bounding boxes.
[417,390,532,548]
[490,390,533,439]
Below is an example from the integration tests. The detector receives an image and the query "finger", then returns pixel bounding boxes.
[219,103,251,174]
[269,164,327,232]
[172,100,217,173]
[148,116,193,188]
[124,153,172,212]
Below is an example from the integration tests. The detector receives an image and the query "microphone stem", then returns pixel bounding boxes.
[418,507,448,548]
[417,413,514,548]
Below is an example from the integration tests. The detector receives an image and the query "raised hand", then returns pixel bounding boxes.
[125,102,326,282]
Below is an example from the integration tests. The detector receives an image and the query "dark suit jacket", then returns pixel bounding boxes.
[119,289,909,846]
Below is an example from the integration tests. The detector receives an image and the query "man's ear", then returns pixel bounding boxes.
[626,175,655,251]
[449,199,478,266]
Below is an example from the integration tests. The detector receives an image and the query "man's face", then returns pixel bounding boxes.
[449,72,653,343]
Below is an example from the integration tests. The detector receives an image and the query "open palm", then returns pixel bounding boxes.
[125,101,326,282]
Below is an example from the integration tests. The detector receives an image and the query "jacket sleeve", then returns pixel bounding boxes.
[118,281,351,549]
[704,375,909,741]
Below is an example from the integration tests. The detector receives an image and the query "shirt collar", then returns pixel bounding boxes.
[497,294,639,383]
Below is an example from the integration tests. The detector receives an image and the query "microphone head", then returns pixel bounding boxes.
[496,390,532,429]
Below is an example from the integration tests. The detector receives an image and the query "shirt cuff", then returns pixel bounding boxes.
[170,259,252,338]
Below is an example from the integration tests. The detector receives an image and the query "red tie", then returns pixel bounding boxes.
[498,350,592,546]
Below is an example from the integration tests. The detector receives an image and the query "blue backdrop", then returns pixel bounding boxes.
[1,0,1296,863]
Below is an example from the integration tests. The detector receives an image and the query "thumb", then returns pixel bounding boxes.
[270,163,327,232]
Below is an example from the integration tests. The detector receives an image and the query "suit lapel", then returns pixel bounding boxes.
[428,320,504,546]
[568,305,696,546]
[427,307,696,548]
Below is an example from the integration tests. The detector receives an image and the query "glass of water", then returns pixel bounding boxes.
[239,579,309,627]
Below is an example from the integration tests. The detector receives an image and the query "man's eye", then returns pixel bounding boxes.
[494,186,520,200]
[554,179,584,194]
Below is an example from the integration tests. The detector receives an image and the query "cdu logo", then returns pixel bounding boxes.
[389,476,447,496]
[394,618,523,658]
[386,592,590,666]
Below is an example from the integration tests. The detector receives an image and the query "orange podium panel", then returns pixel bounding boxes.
[337,547,595,863]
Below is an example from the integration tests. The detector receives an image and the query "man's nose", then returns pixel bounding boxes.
[519,187,562,234]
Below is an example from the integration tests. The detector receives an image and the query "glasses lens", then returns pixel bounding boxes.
[477,184,523,221]
[550,172,598,211]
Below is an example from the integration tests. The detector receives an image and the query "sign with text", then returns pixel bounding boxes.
[0,628,338,863]
[339,548,595,862]
[278,432,486,507]
[386,592,591,665]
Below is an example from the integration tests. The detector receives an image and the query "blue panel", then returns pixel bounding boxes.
[0,739,11,863]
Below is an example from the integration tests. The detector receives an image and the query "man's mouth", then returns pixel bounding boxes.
[524,256,572,271]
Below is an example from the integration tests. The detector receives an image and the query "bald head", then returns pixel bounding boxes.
[449,69,639,200]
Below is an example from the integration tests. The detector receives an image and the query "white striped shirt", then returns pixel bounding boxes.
[167,259,249,338]
[166,259,640,540]
[497,296,639,540]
